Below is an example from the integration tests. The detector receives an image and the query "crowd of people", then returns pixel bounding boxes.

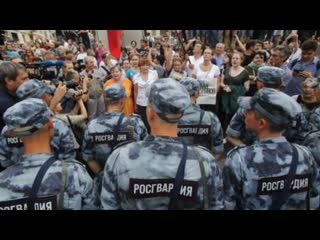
[0,29,320,210]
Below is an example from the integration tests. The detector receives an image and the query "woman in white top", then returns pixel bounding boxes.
[133,57,158,133]
[193,48,221,114]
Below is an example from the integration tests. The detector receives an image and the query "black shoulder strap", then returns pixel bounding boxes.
[28,156,57,209]
[101,65,111,75]
[126,116,134,140]
[198,110,205,126]
[270,144,299,210]
[195,110,206,144]
[168,142,188,210]
[111,113,125,151]
[290,58,298,70]
[316,60,320,71]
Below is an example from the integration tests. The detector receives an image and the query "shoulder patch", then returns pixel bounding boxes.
[227,145,247,157]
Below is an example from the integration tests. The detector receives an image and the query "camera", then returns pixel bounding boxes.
[64,80,78,89]
[293,68,303,74]
[287,37,296,44]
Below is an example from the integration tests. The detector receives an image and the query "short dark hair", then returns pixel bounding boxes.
[262,82,281,89]
[0,62,25,86]
[254,110,285,132]
[65,70,78,81]
[272,45,292,59]
[155,55,165,66]
[245,40,256,51]
[301,40,318,52]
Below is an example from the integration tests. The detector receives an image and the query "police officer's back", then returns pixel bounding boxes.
[101,78,224,210]
[178,78,224,157]
[223,88,319,210]
[0,79,75,169]
[0,99,96,210]
[82,83,147,203]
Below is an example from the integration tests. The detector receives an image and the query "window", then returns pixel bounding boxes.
[11,32,18,42]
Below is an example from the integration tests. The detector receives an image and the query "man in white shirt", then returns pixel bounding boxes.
[185,40,205,77]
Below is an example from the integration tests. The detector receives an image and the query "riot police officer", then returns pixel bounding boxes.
[178,77,224,158]
[226,66,309,147]
[0,79,75,169]
[0,98,96,210]
[101,78,224,210]
[82,83,147,204]
[223,88,319,210]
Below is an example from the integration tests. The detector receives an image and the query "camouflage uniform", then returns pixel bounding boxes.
[226,67,309,145]
[226,107,256,145]
[0,99,96,210]
[294,78,320,131]
[303,130,320,166]
[82,83,147,204]
[178,78,224,154]
[101,78,224,210]
[0,118,76,168]
[0,79,75,169]
[306,78,320,130]
[223,88,320,210]
[309,107,320,130]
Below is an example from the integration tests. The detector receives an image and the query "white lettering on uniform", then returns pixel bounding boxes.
[168,183,174,193]
[8,138,19,144]
[180,185,187,196]
[46,202,52,210]
[133,184,139,194]
[145,185,152,194]
[262,182,267,191]
[280,180,284,190]
[162,183,168,193]
[292,179,299,190]
[157,184,162,193]
[117,134,127,141]
[186,186,193,197]
[266,182,272,191]
[16,204,23,210]
[198,128,208,135]
[139,185,145,194]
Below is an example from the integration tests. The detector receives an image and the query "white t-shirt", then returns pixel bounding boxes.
[194,64,220,105]
[287,48,302,64]
[76,52,87,62]
[133,70,158,107]
[186,55,204,77]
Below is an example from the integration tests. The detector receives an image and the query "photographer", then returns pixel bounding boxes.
[59,60,74,80]
[53,93,88,153]
[56,70,89,114]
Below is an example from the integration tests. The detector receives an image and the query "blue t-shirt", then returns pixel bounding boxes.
[125,68,137,80]
[284,58,320,96]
